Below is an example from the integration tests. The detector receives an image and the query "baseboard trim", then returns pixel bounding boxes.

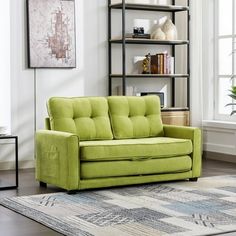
[204,151,236,164]
[0,160,35,170]
[203,143,235,155]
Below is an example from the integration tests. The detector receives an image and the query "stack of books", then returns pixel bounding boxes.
[150,53,174,74]
[125,33,151,39]
[132,34,151,39]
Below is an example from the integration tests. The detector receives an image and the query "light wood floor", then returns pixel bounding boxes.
[0,158,236,236]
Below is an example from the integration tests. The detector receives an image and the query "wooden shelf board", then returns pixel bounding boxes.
[110,74,189,78]
[110,38,189,45]
[109,3,189,12]
[161,107,190,112]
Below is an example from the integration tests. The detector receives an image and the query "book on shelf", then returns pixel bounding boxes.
[132,34,151,39]
[150,55,158,74]
[149,53,174,75]
[125,33,151,39]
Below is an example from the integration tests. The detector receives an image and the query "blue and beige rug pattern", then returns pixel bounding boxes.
[1,176,236,236]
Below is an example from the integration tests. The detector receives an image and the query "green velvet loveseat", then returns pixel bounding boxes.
[36,96,202,191]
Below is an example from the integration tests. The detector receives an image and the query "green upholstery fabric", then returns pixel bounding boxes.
[163,125,202,178]
[80,137,192,161]
[79,171,192,190]
[36,130,79,190]
[47,97,113,141]
[108,96,164,139]
[35,96,202,191]
[81,155,192,179]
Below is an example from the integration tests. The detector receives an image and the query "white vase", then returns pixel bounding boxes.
[162,19,177,40]
[151,27,166,40]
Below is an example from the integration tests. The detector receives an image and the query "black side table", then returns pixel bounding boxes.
[0,135,18,190]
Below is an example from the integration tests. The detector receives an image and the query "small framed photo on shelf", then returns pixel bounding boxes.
[132,27,150,39]
[27,0,76,68]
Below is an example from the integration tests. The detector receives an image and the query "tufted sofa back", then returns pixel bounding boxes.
[47,97,113,141]
[107,96,164,139]
[47,96,164,141]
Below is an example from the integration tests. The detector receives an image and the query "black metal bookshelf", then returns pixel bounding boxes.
[108,0,190,110]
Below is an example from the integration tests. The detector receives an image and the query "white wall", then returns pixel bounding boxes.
[202,0,214,121]
[203,121,236,156]
[6,0,108,169]
[190,0,203,127]
[0,1,13,171]
[36,0,108,129]
[0,1,11,134]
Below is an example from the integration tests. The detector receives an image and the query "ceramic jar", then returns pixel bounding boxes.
[151,27,166,40]
[162,19,177,40]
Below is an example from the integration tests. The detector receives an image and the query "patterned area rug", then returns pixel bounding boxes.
[1,176,236,236]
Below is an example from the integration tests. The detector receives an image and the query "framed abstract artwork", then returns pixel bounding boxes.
[27,0,76,68]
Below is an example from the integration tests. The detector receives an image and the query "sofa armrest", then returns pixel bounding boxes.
[36,130,79,190]
[163,125,202,178]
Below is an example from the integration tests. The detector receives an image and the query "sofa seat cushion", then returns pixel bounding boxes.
[80,137,192,161]
[81,155,192,179]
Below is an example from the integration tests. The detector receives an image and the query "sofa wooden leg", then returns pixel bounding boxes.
[39,181,47,188]
[189,178,198,182]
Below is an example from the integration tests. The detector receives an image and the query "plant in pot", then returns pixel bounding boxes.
[226,86,236,115]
